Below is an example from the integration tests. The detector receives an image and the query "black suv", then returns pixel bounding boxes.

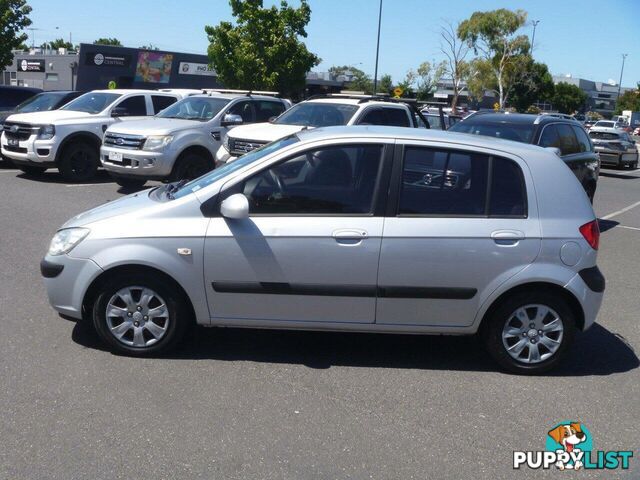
[449,112,599,202]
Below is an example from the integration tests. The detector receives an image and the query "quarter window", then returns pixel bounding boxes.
[489,157,526,217]
[240,145,384,214]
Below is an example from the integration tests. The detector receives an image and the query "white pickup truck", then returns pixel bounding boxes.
[216,94,424,165]
[0,89,193,181]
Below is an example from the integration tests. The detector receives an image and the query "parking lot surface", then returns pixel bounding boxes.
[0,163,638,479]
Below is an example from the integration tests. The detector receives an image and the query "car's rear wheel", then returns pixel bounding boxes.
[58,142,99,182]
[173,152,213,181]
[18,165,47,176]
[481,291,576,374]
[92,273,190,356]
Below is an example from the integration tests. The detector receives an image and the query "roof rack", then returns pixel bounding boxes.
[201,88,280,98]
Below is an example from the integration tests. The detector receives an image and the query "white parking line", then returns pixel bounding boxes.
[617,225,640,231]
[601,200,640,220]
[0,169,20,173]
[65,183,114,187]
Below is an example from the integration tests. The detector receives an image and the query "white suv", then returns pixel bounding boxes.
[1,89,187,181]
[215,94,421,165]
[100,91,290,188]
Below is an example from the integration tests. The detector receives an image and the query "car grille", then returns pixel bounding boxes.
[229,138,267,156]
[103,132,146,150]
[3,122,38,141]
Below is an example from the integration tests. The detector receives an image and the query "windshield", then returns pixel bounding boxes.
[172,135,300,199]
[16,92,66,113]
[62,92,121,114]
[157,96,230,121]
[595,121,615,127]
[274,102,358,127]
[449,121,535,143]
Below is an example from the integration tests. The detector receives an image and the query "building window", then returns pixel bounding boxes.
[46,73,59,81]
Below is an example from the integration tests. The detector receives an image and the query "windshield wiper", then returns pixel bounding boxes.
[165,179,189,199]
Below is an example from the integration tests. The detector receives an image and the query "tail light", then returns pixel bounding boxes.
[580,220,600,250]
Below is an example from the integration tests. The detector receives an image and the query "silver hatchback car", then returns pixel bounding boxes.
[41,126,604,374]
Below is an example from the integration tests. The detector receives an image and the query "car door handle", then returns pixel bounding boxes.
[333,229,368,242]
[491,230,524,245]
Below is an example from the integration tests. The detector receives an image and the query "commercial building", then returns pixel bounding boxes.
[551,75,635,117]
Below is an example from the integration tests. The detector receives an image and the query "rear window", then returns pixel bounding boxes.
[449,121,535,143]
[589,131,620,141]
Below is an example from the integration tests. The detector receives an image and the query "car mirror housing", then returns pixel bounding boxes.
[220,193,249,219]
[221,114,243,127]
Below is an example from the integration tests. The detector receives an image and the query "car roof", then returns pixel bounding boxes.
[91,89,157,95]
[462,112,579,126]
[305,98,406,108]
[296,125,547,155]
[0,85,42,93]
[188,93,283,101]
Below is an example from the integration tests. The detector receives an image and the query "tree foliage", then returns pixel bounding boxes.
[206,0,320,97]
[551,82,588,114]
[508,57,554,112]
[0,0,32,70]
[139,44,159,51]
[41,38,73,50]
[458,8,530,108]
[614,83,640,114]
[93,37,122,46]
[329,65,373,93]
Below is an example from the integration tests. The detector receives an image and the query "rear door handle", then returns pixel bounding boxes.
[491,230,524,245]
[333,229,368,241]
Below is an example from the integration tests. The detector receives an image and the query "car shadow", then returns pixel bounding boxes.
[599,170,640,180]
[15,169,115,185]
[70,321,638,376]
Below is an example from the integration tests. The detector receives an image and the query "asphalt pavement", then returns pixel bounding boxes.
[0,162,638,479]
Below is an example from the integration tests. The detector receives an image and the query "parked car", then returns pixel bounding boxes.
[1,89,187,180]
[593,120,625,130]
[215,94,424,166]
[449,112,600,202]
[0,85,42,123]
[633,127,640,136]
[588,128,638,169]
[419,108,463,130]
[100,91,291,188]
[583,119,598,131]
[41,126,604,374]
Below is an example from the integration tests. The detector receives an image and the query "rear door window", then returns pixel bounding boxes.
[488,157,527,217]
[358,108,387,125]
[228,100,255,123]
[571,125,592,152]
[539,124,561,149]
[151,95,178,114]
[383,108,411,127]
[556,124,580,155]
[116,95,148,116]
[254,100,286,122]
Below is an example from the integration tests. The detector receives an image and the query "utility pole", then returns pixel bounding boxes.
[617,53,628,100]
[531,20,540,52]
[372,0,382,94]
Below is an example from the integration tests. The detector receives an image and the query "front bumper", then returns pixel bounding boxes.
[41,254,103,320]
[0,132,58,165]
[101,145,175,178]
[215,146,235,167]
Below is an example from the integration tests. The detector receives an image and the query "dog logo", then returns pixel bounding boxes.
[547,422,588,470]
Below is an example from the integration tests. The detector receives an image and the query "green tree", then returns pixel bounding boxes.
[458,8,530,108]
[508,57,554,112]
[41,38,73,50]
[551,82,588,114]
[0,0,32,70]
[139,44,159,51]
[614,83,640,114]
[205,0,320,98]
[329,65,373,93]
[93,37,122,46]
[378,74,393,95]
[415,61,446,100]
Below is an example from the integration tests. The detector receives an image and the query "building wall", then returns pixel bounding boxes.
[2,51,77,90]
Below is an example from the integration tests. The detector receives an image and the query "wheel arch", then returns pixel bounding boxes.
[478,282,586,334]
[55,132,103,164]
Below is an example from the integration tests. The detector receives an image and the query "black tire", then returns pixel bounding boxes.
[480,290,576,374]
[172,152,213,181]
[58,142,99,182]
[18,165,47,176]
[113,177,146,189]
[92,272,191,356]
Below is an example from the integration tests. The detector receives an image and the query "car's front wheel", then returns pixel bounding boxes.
[58,142,99,182]
[92,273,190,356]
[481,290,576,374]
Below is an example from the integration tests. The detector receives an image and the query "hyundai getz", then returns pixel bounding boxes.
[41,126,604,374]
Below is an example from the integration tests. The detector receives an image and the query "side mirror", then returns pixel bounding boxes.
[220,193,249,219]
[221,113,243,127]
[111,107,127,117]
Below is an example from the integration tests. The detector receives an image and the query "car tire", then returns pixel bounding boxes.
[58,142,99,182]
[173,152,213,181]
[480,290,576,374]
[18,165,47,176]
[92,272,191,356]
[113,177,146,189]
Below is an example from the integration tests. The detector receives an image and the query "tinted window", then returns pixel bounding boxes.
[358,108,387,125]
[571,125,592,152]
[539,124,561,149]
[449,121,535,143]
[151,95,178,114]
[489,157,526,217]
[158,96,230,121]
[15,92,66,113]
[241,145,383,214]
[116,95,147,116]
[556,124,580,155]
[589,131,620,141]
[275,102,358,127]
[255,100,286,122]
[228,101,255,123]
[383,108,411,127]
[399,148,488,215]
[62,92,121,114]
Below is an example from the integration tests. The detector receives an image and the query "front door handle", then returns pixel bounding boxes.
[491,230,524,245]
[332,229,368,242]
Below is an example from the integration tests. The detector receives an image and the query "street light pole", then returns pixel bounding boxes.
[372,0,382,94]
[617,53,628,100]
[531,20,540,52]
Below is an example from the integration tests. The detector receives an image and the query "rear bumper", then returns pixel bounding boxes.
[565,268,605,331]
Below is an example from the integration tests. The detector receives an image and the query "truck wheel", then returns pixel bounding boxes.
[58,142,99,182]
[480,290,576,374]
[18,165,47,176]
[113,177,146,189]
[173,152,213,181]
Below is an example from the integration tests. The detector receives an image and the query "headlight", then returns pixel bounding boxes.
[48,228,90,256]
[37,125,55,140]
[143,135,173,151]
[222,134,230,151]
